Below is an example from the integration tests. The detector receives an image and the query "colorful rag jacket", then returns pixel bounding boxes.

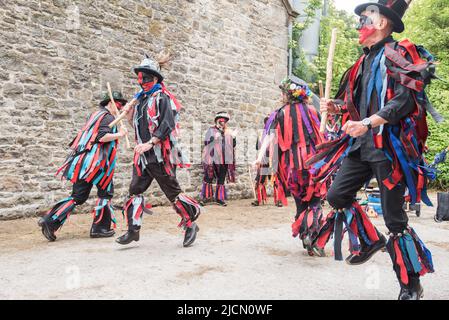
[264,102,326,205]
[133,83,189,176]
[56,110,117,191]
[307,39,437,206]
[202,126,236,183]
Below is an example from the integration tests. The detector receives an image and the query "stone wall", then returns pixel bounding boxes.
[0,0,290,219]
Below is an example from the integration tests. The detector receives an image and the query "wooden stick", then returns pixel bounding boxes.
[319,80,324,98]
[107,83,131,149]
[320,28,338,133]
[248,165,257,200]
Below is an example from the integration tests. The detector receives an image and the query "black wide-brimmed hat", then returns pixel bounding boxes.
[133,53,164,83]
[355,0,410,33]
[100,90,127,107]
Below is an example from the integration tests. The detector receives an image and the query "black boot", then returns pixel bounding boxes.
[302,235,314,256]
[398,273,424,300]
[183,223,199,247]
[90,225,115,238]
[251,200,260,207]
[311,244,326,257]
[116,230,140,245]
[398,285,424,300]
[398,276,424,300]
[38,218,57,242]
[216,200,227,207]
[346,234,386,265]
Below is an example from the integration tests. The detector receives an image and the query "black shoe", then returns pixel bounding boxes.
[183,223,199,247]
[276,201,283,208]
[303,243,315,256]
[90,226,115,238]
[251,200,260,207]
[38,218,56,242]
[302,236,314,256]
[115,230,140,245]
[398,284,424,300]
[216,200,227,207]
[346,235,386,265]
[311,244,326,257]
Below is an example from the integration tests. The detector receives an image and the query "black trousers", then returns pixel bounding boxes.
[129,163,182,203]
[327,152,408,234]
[72,180,113,204]
[204,164,228,185]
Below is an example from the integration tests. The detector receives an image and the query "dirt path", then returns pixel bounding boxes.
[1,195,448,300]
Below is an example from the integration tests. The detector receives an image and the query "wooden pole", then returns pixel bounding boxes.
[248,165,257,200]
[107,82,131,149]
[319,80,324,98]
[320,28,338,133]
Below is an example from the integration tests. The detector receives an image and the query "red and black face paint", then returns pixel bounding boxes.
[356,15,376,44]
[137,72,156,92]
[216,118,228,128]
[114,101,123,111]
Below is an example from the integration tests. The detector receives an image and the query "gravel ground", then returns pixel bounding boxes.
[0,193,448,300]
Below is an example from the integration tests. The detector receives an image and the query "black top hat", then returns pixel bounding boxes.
[133,53,164,83]
[355,0,410,33]
[100,91,128,107]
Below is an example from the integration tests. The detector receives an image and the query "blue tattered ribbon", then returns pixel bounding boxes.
[388,125,418,204]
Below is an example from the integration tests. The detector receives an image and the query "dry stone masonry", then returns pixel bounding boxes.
[0,0,290,219]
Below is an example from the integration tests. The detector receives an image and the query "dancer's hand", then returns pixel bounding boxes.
[253,159,262,170]
[342,120,368,138]
[118,126,128,138]
[320,98,339,114]
[135,142,153,155]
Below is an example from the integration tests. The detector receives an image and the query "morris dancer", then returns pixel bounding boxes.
[200,112,237,207]
[38,91,128,241]
[309,0,435,299]
[252,116,283,207]
[252,117,270,207]
[256,76,326,256]
[116,53,201,247]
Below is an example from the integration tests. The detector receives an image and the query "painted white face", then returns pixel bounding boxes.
[357,9,388,45]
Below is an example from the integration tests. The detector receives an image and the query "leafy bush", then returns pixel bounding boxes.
[402,0,449,189]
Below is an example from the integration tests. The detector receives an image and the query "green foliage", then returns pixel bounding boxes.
[315,2,361,95]
[401,0,449,189]
[292,0,361,94]
[291,0,323,83]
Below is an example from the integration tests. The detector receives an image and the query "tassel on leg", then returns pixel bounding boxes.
[200,182,214,201]
[313,210,336,250]
[39,197,76,240]
[313,201,382,261]
[46,197,77,229]
[292,203,323,241]
[92,198,116,229]
[215,184,227,201]
[122,195,146,230]
[174,194,201,229]
[273,177,288,206]
[255,183,268,205]
[386,227,434,287]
